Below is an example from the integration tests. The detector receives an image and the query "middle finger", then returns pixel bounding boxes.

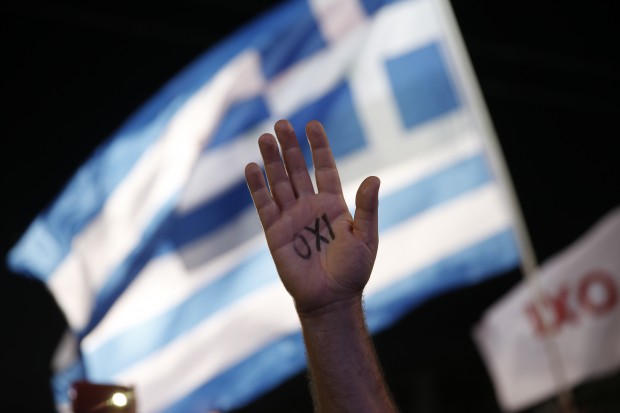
[258,133,296,210]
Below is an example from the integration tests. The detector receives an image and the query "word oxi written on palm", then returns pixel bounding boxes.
[293,213,336,259]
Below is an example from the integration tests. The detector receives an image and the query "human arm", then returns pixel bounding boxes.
[244,119,398,412]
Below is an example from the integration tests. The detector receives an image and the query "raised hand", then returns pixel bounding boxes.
[245,120,398,412]
[244,119,380,316]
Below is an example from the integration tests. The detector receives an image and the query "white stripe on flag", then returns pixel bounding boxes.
[368,183,510,294]
[118,282,298,413]
[110,181,511,412]
[309,0,367,44]
[378,0,441,58]
[176,129,269,214]
[49,50,266,331]
[81,208,264,352]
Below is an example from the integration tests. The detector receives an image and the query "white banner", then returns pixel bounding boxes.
[474,206,620,411]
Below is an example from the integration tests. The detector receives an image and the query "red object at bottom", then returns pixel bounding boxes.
[70,381,136,413]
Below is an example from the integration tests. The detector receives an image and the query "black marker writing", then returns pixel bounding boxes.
[293,234,312,260]
[304,218,330,252]
[322,213,335,240]
[293,213,336,259]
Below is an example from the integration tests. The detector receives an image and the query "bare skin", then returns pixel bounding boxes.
[245,119,398,413]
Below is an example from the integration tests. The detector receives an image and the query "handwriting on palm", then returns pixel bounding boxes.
[245,120,380,315]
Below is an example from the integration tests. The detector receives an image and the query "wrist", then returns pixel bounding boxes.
[296,295,365,326]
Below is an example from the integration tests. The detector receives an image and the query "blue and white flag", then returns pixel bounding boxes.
[8,0,522,411]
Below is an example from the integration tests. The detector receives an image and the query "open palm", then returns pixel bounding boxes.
[245,120,380,316]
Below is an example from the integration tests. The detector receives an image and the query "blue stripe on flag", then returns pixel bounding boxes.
[80,196,180,336]
[360,0,385,14]
[167,180,253,252]
[259,0,326,79]
[386,42,460,129]
[365,229,519,332]
[163,332,307,413]
[52,359,86,405]
[83,152,492,378]
[289,81,367,166]
[360,0,404,15]
[378,154,491,230]
[208,96,271,149]
[85,251,278,380]
[162,229,519,413]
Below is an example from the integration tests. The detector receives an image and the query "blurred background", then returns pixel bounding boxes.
[2,0,619,412]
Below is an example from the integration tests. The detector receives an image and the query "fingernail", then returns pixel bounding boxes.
[275,118,289,128]
[308,120,323,134]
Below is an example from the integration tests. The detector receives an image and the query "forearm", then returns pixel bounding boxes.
[298,297,398,413]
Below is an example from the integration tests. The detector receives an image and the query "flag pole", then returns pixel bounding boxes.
[433,0,576,411]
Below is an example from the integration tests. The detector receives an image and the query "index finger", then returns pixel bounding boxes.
[306,120,343,195]
[245,162,280,231]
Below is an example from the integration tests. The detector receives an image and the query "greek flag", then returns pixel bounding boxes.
[8,0,522,411]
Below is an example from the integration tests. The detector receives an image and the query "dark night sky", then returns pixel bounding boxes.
[2,1,619,412]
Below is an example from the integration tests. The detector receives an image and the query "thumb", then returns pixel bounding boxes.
[353,176,380,251]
